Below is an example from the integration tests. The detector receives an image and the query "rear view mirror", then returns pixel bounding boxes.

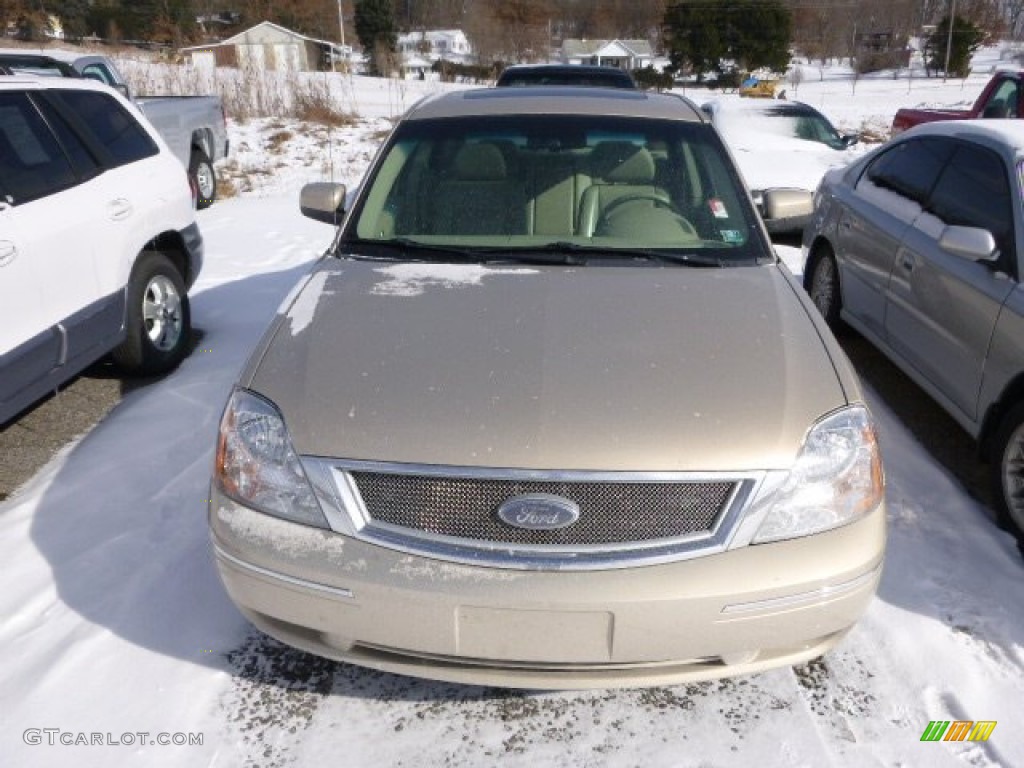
[939,225,998,263]
[300,182,348,225]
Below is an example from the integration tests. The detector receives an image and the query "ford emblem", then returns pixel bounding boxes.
[496,494,580,530]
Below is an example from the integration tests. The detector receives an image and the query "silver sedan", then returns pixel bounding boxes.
[803,119,1024,544]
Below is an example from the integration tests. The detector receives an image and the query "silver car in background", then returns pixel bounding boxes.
[803,120,1024,545]
[210,87,884,689]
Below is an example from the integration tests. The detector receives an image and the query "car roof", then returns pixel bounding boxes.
[497,64,636,85]
[0,74,122,94]
[0,51,80,76]
[905,118,1024,151]
[501,64,625,74]
[0,47,89,65]
[406,87,703,122]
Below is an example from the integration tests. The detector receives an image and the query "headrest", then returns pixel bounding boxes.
[453,143,507,181]
[589,142,655,184]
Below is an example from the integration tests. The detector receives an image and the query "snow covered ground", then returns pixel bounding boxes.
[2,49,1024,768]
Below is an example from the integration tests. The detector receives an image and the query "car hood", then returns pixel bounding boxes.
[246,258,848,472]
[722,132,859,193]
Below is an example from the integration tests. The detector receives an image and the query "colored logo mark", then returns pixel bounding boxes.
[920,720,997,742]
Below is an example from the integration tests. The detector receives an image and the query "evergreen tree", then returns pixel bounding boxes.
[663,2,722,81]
[354,0,398,76]
[925,15,985,78]
[664,0,791,80]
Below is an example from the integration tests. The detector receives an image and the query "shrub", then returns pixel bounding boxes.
[632,66,673,92]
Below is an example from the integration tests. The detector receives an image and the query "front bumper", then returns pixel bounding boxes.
[210,488,885,689]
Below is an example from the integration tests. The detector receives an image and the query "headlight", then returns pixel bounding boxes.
[753,405,883,543]
[214,388,327,528]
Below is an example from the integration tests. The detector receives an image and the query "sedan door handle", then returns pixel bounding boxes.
[108,198,133,221]
[900,254,915,272]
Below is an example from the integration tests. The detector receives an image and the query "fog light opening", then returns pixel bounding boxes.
[720,649,760,666]
[321,632,357,652]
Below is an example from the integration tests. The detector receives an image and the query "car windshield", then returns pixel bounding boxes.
[346,114,767,265]
[717,104,846,150]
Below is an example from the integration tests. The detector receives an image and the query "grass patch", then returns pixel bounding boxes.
[266,130,294,154]
[116,57,361,125]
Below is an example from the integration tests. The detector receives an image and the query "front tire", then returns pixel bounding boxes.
[190,148,216,210]
[112,251,190,376]
[992,402,1024,543]
[807,246,842,329]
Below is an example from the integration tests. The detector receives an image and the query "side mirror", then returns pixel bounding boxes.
[114,83,131,100]
[938,225,999,263]
[841,133,859,148]
[300,182,347,225]
[761,187,814,220]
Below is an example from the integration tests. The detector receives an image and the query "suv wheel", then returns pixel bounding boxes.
[992,402,1024,542]
[112,251,191,375]
[190,149,216,209]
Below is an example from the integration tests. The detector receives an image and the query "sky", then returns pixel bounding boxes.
[1,48,1023,768]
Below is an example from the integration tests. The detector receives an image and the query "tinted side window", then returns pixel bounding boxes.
[48,90,157,166]
[79,63,117,87]
[928,142,1014,260]
[33,98,101,180]
[863,138,954,204]
[0,92,77,205]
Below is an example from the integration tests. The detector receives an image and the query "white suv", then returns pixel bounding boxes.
[0,77,203,424]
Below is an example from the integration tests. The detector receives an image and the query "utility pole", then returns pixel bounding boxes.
[335,0,346,72]
[943,0,956,82]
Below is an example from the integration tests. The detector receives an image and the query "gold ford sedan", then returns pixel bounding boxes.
[210,87,885,689]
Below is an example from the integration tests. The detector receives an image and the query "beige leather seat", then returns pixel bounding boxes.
[577,142,670,237]
[432,143,527,236]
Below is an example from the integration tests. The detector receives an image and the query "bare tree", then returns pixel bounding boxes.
[464,0,548,63]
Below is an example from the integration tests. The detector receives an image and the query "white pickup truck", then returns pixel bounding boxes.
[0,49,229,209]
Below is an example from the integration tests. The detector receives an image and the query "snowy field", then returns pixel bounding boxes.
[2,48,1024,768]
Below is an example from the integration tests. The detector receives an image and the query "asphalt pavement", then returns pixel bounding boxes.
[0,364,124,502]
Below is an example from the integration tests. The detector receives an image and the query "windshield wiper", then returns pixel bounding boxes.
[571,246,726,267]
[488,242,727,267]
[346,238,589,265]
[484,242,590,265]
[344,238,494,263]
[344,239,726,267]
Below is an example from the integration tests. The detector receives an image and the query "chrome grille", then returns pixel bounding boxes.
[349,471,735,546]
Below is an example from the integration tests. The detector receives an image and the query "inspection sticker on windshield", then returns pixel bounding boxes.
[720,229,743,243]
[709,199,729,219]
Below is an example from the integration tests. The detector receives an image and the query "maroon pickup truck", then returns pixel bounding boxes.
[891,71,1023,134]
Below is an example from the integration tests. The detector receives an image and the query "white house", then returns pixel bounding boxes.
[561,39,655,70]
[181,20,349,72]
[397,29,474,69]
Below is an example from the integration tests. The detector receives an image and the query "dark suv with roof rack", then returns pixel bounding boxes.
[496,64,637,89]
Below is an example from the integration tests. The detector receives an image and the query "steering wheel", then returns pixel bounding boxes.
[596,193,698,238]
[599,193,681,220]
